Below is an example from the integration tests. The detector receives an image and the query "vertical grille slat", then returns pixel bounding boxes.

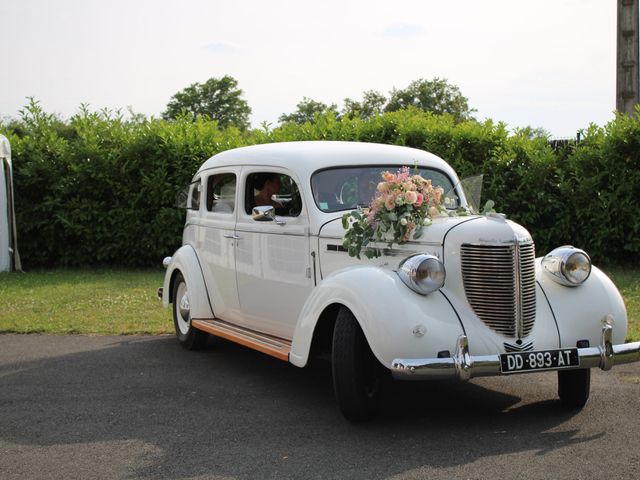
[461,242,536,338]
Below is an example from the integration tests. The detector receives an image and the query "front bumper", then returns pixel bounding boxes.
[391,319,640,381]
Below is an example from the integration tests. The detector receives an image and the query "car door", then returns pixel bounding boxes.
[234,168,313,339]
[196,168,242,322]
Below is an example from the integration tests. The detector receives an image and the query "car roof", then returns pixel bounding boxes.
[196,141,456,179]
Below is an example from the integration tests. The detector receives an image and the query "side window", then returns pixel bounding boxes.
[245,172,302,217]
[206,173,236,214]
[188,179,202,210]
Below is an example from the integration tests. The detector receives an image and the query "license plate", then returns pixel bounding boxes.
[500,348,579,374]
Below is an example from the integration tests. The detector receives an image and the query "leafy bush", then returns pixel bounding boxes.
[4,101,251,267]
[563,115,640,260]
[1,101,638,267]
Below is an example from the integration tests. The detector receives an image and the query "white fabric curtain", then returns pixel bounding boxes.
[0,134,20,271]
[0,151,8,271]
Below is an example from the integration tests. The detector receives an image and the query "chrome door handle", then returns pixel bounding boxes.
[223,233,240,240]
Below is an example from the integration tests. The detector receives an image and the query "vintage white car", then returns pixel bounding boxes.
[160,141,640,422]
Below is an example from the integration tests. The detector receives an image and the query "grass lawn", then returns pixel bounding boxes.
[0,269,173,335]
[0,267,638,341]
[605,267,640,342]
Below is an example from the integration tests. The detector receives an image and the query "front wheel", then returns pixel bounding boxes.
[332,308,382,422]
[172,272,208,350]
[558,368,591,408]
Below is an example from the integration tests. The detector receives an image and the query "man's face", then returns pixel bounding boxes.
[267,176,281,194]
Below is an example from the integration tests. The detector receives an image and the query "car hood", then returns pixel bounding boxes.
[318,216,483,244]
[317,214,522,246]
[317,214,534,278]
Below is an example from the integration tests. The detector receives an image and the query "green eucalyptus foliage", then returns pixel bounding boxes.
[1,100,639,267]
[341,210,376,259]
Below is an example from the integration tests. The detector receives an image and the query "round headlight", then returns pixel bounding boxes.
[562,251,591,284]
[542,246,591,287]
[398,254,446,295]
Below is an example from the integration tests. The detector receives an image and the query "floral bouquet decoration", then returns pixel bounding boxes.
[342,167,445,259]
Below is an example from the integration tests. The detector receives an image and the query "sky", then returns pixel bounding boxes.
[0,0,617,137]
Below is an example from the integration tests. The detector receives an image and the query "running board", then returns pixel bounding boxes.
[191,319,291,362]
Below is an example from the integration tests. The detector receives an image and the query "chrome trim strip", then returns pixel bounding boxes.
[311,251,317,286]
[504,339,535,352]
[514,241,523,338]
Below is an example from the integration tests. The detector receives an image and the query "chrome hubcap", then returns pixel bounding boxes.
[179,293,190,319]
[175,282,191,335]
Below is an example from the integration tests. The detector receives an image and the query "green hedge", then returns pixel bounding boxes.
[2,102,639,268]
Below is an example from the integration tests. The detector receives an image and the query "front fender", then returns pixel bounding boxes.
[537,262,628,346]
[162,245,215,320]
[290,265,464,368]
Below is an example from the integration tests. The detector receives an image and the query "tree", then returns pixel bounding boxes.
[342,90,387,120]
[163,75,251,129]
[278,97,339,124]
[385,77,475,122]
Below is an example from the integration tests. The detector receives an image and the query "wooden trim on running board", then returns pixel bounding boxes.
[191,319,291,362]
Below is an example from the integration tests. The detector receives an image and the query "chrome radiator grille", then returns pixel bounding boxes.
[461,242,536,338]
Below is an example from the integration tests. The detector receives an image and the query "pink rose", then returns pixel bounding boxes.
[384,195,396,211]
[434,187,443,203]
[382,172,395,182]
[415,193,424,206]
[377,182,389,193]
[404,190,418,204]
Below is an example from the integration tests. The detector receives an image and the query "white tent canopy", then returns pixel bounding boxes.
[1,134,21,271]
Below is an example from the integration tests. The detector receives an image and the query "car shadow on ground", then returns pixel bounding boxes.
[0,335,609,479]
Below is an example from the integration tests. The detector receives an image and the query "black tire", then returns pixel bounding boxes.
[172,272,208,350]
[558,368,591,408]
[332,307,382,422]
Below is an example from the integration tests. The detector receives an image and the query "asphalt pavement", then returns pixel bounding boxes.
[1,334,638,480]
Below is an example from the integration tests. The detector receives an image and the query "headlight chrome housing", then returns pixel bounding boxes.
[542,246,592,287]
[398,254,446,295]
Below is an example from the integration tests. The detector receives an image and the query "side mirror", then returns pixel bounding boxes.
[252,205,287,225]
[252,205,276,221]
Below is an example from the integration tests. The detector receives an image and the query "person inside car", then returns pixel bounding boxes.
[254,173,284,209]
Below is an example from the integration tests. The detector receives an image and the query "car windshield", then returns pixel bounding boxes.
[311,166,459,213]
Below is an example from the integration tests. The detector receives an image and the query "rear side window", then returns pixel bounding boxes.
[207,173,236,213]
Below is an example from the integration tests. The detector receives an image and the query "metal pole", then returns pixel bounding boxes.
[617,0,640,115]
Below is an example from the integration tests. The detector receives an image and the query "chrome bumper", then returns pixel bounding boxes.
[391,320,640,381]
